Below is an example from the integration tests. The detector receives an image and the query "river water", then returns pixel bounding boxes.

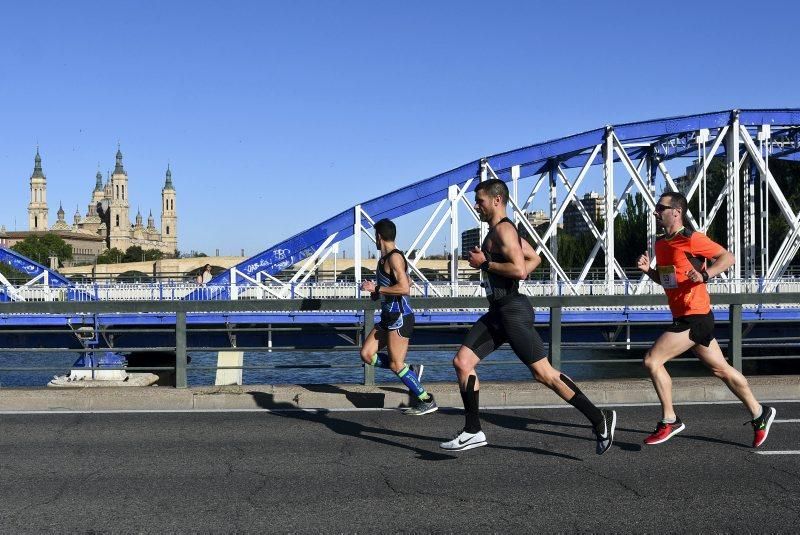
[1,346,783,388]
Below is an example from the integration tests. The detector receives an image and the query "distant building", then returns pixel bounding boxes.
[460,227,480,259]
[564,191,605,234]
[1,229,104,266]
[5,147,179,265]
[461,210,552,258]
[526,209,550,231]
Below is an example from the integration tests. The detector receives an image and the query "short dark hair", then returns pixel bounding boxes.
[659,191,689,225]
[659,191,688,213]
[475,179,509,204]
[373,218,396,241]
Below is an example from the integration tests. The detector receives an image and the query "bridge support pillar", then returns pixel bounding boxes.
[175,311,187,388]
[363,304,375,386]
[215,351,243,385]
[549,306,562,370]
[728,304,742,372]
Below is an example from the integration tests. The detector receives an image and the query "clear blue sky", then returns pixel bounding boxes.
[1,0,797,257]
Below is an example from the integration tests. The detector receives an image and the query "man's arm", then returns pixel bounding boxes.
[686,248,734,283]
[637,252,661,285]
[705,249,734,278]
[520,238,541,276]
[486,222,528,280]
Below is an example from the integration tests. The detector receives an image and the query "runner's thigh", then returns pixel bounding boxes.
[462,311,506,359]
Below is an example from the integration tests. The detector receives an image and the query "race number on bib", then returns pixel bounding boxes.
[658,265,678,289]
[482,277,493,296]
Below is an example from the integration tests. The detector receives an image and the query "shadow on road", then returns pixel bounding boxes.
[481,410,643,453]
[247,388,457,461]
[247,387,604,460]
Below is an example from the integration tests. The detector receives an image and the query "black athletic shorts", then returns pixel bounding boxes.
[461,294,547,365]
[665,311,716,347]
[376,312,415,339]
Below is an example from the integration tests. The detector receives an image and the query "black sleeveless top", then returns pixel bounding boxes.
[481,217,520,304]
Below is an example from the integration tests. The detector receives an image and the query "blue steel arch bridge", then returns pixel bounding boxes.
[3,108,800,378]
[4,108,800,304]
[0,109,800,348]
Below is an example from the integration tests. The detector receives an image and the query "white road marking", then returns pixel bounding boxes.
[774,419,800,423]
[755,451,800,455]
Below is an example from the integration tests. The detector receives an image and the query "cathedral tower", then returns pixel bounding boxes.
[108,145,130,249]
[28,149,49,231]
[160,165,177,252]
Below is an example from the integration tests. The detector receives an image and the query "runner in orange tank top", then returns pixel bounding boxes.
[637,191,775,448]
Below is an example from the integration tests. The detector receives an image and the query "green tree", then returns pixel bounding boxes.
[11,233,73,266]
[96,247,125,264]
[614,192,649,269]
[144,249,164,261]
[123,245,144,263]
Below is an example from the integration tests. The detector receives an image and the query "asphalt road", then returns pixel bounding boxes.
[0,402,798,533]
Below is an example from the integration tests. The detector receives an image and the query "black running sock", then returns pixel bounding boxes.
[460,375,481,433]
[561,373,603,428]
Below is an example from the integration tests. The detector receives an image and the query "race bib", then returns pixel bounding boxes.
[658,265,678,289]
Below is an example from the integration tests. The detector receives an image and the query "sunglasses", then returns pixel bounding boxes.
[655,203,676,213]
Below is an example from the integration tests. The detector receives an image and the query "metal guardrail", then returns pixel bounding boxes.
[6,277,800,301]
[1,293,800,388]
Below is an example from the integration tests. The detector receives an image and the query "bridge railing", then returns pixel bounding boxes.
[1,293,799,388]
[5,277,800,302]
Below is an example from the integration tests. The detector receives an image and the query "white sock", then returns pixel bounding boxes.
[662,416,677,424]
[753,405,763,419]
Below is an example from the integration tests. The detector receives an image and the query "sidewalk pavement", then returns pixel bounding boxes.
[0,375,798,411]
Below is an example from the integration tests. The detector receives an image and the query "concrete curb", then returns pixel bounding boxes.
[0,376,798,412]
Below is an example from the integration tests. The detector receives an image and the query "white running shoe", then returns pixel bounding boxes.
[439,429,488,451]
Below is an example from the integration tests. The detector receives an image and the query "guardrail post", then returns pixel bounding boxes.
[728,303,742,371]
[175,311,188,388]
[362,304,375,386]
[549,306,562,370]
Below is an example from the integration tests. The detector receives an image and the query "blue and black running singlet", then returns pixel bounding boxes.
[376,249,414,317]
[376,249,414,338]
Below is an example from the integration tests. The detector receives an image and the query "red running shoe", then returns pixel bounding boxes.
[644,418,685,445]
[748,406,777,448]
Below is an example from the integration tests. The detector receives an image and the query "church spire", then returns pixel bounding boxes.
[32,148,45,178]
[114,144,125,174]
[95,170,103,192]
[163,164,174,190]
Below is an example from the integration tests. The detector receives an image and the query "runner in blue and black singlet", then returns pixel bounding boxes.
[375,248,415,338]
[359,218,437,416]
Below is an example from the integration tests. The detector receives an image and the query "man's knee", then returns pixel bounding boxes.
[527,359,557,386]
[359,348,373,364]
[453,350,476,374]
[643,350,661,372]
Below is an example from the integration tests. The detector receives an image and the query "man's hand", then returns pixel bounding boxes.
[685,268,704,283]
[468,246,486,269]
[637,252,651,273]
[361,280,376,293]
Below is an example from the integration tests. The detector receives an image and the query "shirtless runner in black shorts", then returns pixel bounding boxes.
[439,178,616,454]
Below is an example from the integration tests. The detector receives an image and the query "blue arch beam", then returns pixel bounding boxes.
[201,108,800,297]
[0,246,97,302]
